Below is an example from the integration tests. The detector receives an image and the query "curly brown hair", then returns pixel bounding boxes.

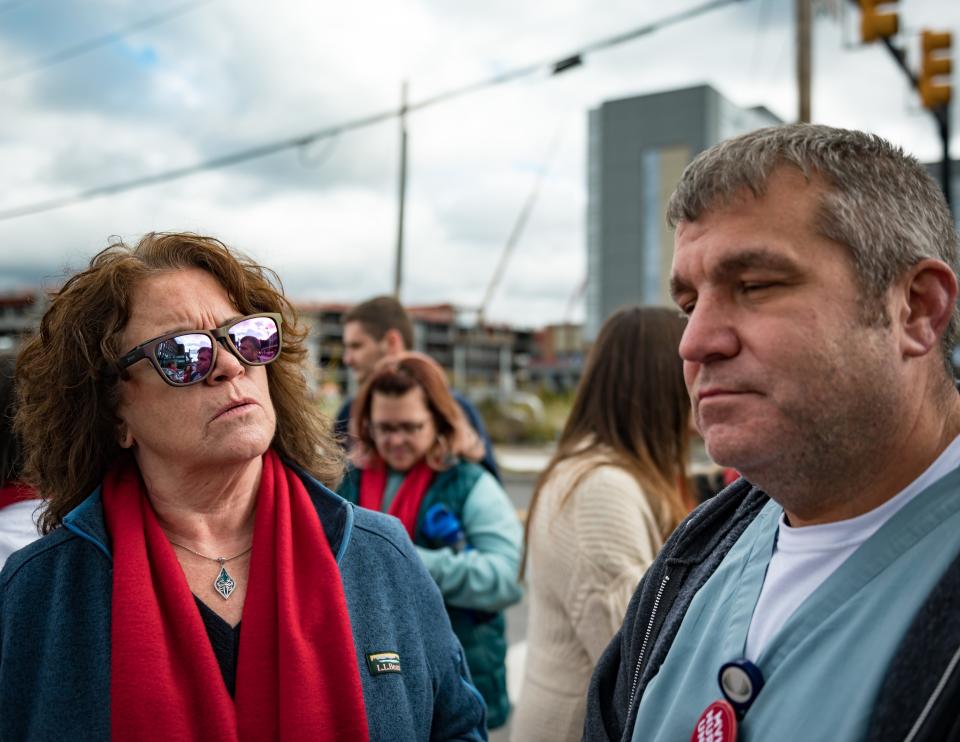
[349,352,484,471]
[15,232,343,534]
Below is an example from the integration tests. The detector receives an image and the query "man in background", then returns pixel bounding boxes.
[336,296,500,480]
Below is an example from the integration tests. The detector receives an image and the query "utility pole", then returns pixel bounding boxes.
[935,103,952,215]
[476,129,564,326]
[393,81,409,299]
[942,115,951,214]
[797,0,812,122]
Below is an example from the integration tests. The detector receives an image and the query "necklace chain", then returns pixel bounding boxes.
[168,539,253,564]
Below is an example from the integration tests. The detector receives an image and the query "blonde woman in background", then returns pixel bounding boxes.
[511,306,693,742]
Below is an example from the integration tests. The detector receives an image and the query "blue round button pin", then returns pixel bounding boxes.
[718,659,764,718]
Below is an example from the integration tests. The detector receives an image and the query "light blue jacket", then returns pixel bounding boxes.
[0,468,487,741]
[338,461,522,730]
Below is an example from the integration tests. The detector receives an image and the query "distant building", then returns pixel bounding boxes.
[297,302,536,396]
[586,84,780,339]
[529,323,585,393]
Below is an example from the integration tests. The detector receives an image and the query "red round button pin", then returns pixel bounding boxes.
[690,699,738,742]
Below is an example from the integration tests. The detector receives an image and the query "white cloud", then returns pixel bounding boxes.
[0,0,956,326]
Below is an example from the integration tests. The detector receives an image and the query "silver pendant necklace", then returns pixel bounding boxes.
[168,540,253,600]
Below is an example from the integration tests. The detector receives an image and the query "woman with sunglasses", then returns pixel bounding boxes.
[1,233,485,741]
[338,352,523,730]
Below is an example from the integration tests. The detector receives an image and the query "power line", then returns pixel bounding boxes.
[0,108,399,220]
[478,126,565,324]
[409,0,744,114]
[0,0,213,83]
[564,277,586,323]
[0,0,744,223]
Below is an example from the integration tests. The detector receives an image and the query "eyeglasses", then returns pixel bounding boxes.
[370,420,430,438]
[116,313,282,387]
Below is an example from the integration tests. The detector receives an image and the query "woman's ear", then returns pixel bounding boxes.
[117,422,135,449]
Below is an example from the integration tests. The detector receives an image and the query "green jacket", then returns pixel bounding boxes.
[338,461,523,729]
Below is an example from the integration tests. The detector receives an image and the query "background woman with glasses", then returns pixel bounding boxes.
[339,352,523,729]
[1,232,485,741]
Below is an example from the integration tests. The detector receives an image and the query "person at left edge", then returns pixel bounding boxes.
[2,232,486,742]
[0,355,40,568]
[338,352,523,729]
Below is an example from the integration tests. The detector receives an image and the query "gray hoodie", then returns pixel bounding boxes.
[583,479,960,742]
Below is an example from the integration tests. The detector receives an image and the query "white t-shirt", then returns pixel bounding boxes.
[0,498,41,569]
[745,433,960,661]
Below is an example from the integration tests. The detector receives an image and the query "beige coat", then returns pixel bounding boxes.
[510,451,664,742]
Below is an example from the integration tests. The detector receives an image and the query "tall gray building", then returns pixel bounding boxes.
[586,84,780,338]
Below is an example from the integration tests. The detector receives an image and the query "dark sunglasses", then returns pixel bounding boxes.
[116,313,282,387]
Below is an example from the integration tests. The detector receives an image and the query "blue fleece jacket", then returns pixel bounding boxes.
[0,470,487,741]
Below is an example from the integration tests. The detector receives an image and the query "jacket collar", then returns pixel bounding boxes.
[290,462,353,563]
[63,486,111,560]
[667,479,769,566]
[62,461,353,564]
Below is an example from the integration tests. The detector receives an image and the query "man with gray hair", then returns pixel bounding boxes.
[584,124,960,742]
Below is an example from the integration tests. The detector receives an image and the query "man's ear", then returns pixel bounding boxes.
[382,328,407,354]
[897,258,958,358]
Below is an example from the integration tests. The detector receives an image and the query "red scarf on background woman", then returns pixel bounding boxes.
[102,449,369,742]
[0,481,36,509]
[359,459,435,539]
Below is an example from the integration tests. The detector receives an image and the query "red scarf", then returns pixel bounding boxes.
[0,481,36,510]
[103,449,369,742]
[358,459,435,539]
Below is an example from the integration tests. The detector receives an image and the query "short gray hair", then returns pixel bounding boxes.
[667,123,959,361]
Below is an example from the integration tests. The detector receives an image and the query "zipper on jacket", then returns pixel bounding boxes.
[626,572,670,722]
[903,640,960,742]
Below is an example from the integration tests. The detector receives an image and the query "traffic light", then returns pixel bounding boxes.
[859,0,899,44]
[919,30,952,110]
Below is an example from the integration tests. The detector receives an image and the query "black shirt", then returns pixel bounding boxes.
[194,596,241,697]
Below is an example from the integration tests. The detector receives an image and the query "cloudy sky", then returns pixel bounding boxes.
[0,0,956,327]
